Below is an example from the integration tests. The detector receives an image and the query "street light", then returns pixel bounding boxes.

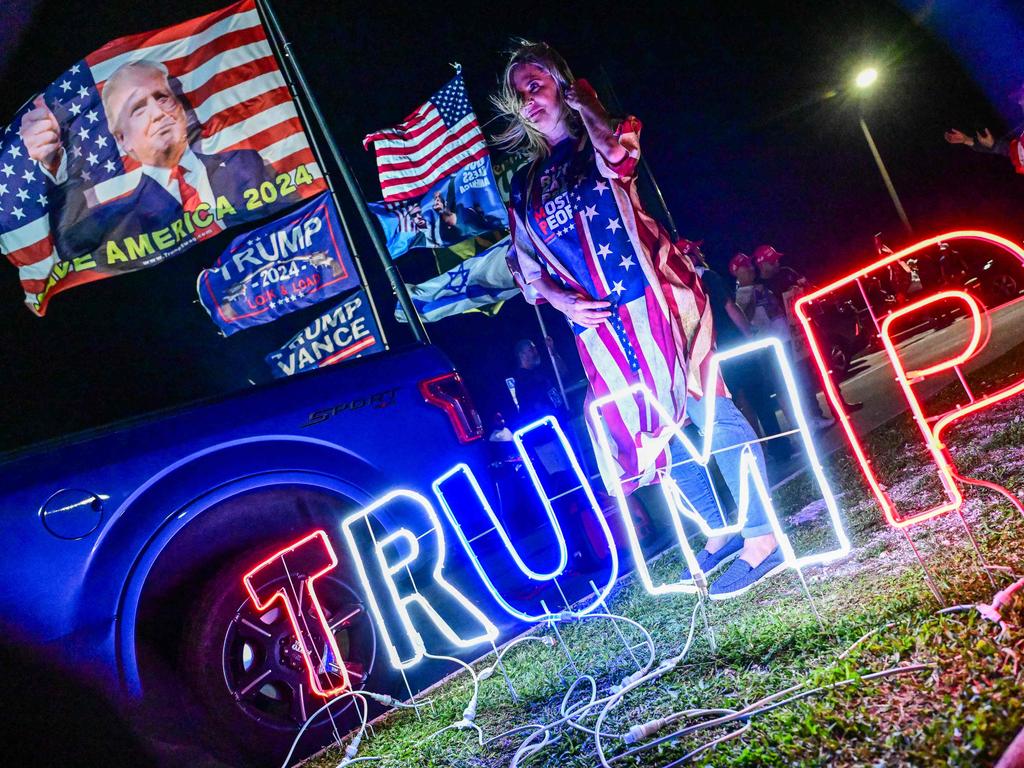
[855,67,878,89]
[854,65,913,235]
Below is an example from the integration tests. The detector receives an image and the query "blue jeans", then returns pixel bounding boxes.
[668,395,773,538]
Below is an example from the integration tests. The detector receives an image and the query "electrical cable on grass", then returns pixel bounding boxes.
[421,653,484,746]
[279,688,432,768]
[278,691,369,768]
[361,560,1024,766]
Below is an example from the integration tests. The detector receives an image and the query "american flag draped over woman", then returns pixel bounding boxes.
[494,40,784,599]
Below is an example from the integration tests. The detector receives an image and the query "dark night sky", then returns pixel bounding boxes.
[1,0,1023,451]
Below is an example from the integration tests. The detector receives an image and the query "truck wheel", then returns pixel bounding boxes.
[182,545,378,767]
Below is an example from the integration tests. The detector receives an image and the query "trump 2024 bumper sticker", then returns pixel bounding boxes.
[266,290,384,378]
[197,192,358,335]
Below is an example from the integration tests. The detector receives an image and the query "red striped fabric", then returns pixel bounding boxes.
[363,74,489,203]
[84,0,254,66]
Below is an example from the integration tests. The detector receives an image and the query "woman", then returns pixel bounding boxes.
[494,41,782,598]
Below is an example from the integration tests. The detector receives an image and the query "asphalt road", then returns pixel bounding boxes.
[809,294,1024,459]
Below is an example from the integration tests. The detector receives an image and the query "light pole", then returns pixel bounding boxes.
[854,66,913,235]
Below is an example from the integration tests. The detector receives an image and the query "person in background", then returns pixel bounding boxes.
[730,252,835,431]
[944,80,1024,175]
[509,338,567,425]
[678,239,791,463]
[754,245,863,417]
[496,40,783,598]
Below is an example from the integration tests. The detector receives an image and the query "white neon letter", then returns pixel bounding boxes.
[340,490,498,670]
[588,337,849,598]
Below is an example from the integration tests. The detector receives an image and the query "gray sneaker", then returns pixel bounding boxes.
[708,547,786,600]
[679,534,743,582]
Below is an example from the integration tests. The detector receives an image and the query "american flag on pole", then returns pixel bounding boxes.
[0,0,326,316]
[362,72,488,203]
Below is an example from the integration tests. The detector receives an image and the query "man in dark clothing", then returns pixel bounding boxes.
[509,338,566,424]
[753,244,863,417]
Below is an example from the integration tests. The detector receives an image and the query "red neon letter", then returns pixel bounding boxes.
[243,530,351,698]
[794,230,1024,528]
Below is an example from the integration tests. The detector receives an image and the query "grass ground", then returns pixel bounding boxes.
[305,343,1024,768]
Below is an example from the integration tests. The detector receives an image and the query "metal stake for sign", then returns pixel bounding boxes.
[589,579,643,673]
[488,638,520,702]
[901,527,947,607]
[945,365,1001,588]
[854,274,954,606]
[793,568,827,633]
[541,599,580,679]
[955,510,998,589]
[696,592,717,655]
[254,0,429,345]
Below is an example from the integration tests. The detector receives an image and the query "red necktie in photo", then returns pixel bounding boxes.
[171,165,201,213]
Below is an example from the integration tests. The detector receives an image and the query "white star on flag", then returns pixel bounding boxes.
[77,127,89,141]
[21,168,34,182]
[7,145,21,159]
[583,204,598,221]
[103,159,116,172]
[611,280,626,295]
[606,217,622,233]
[596,243,612,259]
[0,183,6,195]
[16,188,29,201]
[0,164,12,177]
[70,145,82,159]
[593,180,609,195]
[36,193,47,206]
[619,254,635,270]
[77,85,89,98]
[86,152,98,166]
[69,102,82,116]
[95,135,107,148]
[59,80,71,92]
[11,206,25,220]
[86,110,98,124]
[70,64,80,74]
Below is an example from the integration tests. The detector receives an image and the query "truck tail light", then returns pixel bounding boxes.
[419,372,484,443]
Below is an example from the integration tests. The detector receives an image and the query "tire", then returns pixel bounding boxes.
[988,272,1019,305]
[182,541,378,768]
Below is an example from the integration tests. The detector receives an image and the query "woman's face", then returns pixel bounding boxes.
[512,63,564,142]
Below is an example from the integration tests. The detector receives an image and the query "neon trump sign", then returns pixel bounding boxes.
[244,336,847,697]
[588,337,849,599]
[794,230,1024,528]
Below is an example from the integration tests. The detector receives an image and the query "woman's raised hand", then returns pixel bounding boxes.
[564,78,600,113]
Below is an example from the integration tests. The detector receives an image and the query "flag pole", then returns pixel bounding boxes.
[252,3,389,349]
[532,304,570,420]
[254,0,429,344]
[597,66,679,241]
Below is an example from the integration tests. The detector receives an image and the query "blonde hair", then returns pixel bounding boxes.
[490,39,581,161]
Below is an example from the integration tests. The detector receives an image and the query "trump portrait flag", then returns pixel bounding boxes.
[0,0,326,316]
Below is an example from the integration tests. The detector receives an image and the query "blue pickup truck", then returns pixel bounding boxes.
[0,334,505,766]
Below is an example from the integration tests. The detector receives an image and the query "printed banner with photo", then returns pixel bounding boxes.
[368,156,507,260]
[196,192,358,335]
[266,289,384,378]
[0,0,326,315]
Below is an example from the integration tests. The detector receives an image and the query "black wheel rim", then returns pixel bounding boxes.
[220,574,375,732]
